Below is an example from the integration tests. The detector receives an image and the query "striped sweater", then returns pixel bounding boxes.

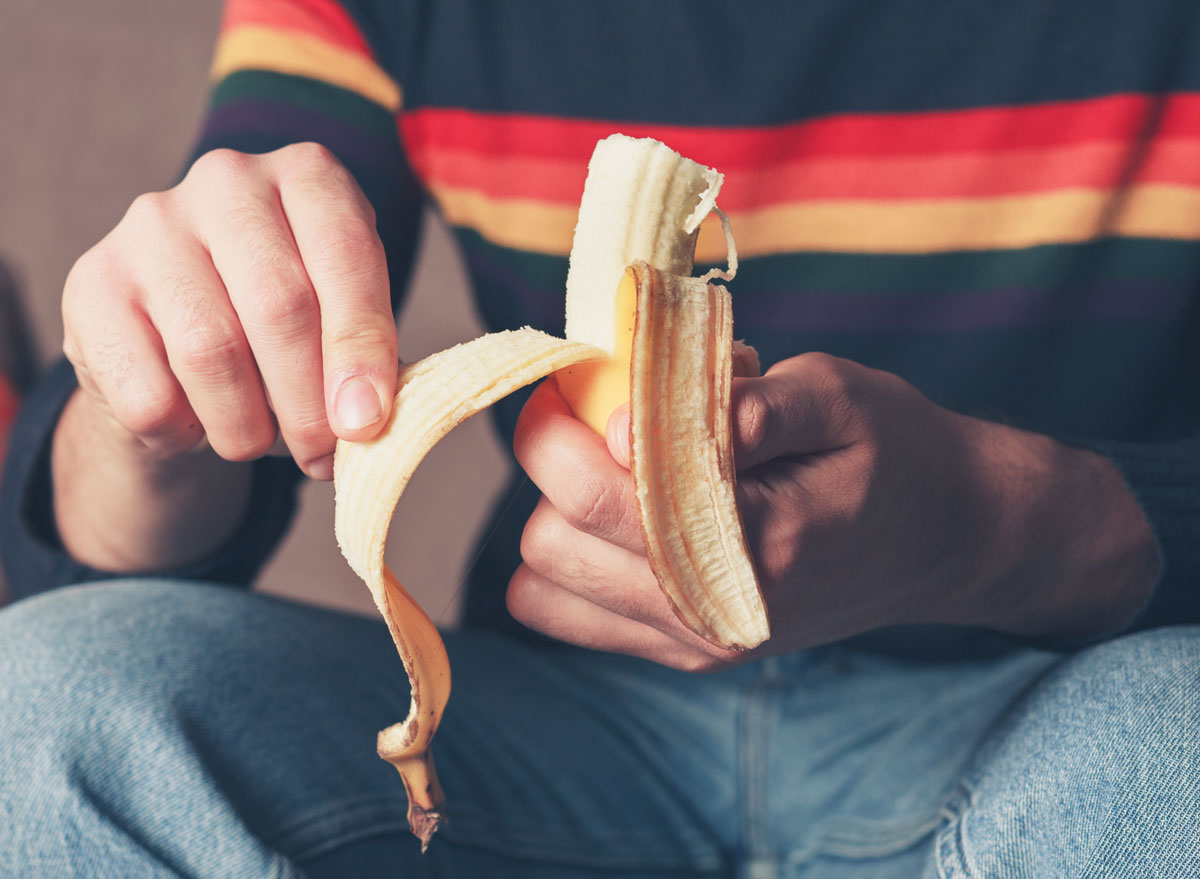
[5,0,1199,645]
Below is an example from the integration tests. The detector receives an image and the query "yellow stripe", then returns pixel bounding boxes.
[432,183,1200,257]
[436,186,579,253]
[212,25,401,112]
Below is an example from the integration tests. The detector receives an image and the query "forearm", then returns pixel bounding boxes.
[52,389,252,573]
[958,417,1159,642]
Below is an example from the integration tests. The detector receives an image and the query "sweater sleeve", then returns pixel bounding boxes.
[0,0,423,601]
[1004,433,1200,653]
[1094,435,1200,635]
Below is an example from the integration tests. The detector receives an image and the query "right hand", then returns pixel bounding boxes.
[62,143,398,481]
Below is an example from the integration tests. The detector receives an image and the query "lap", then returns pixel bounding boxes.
[0,580,746,877]
[0,580,1195,878]
[933,626,1200,879]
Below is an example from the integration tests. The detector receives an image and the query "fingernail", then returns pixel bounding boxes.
[607,407,632,468]
[335,377,382,432]
[307,453,334,481]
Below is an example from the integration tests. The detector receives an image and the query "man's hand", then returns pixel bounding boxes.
[64,143,397,475]
[509,353,1159,670]
[54,144,398,571]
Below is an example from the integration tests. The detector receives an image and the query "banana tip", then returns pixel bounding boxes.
[410,805,444,853]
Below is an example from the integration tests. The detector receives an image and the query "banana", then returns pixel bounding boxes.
[333,134,769,850]
[333,329,602,850]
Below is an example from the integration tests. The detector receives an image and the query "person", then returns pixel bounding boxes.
[1,0,1198,875]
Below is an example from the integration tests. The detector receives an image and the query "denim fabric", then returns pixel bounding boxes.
[0,580,1196,878]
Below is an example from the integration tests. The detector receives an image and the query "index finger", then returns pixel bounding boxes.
[514,380,645,554]
[271,143,399,442]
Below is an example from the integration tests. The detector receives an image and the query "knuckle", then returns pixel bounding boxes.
[252,284,320,333]
[733,386,772,458]
[113,384,187,438]
[64,252,118,322]
[307,218,384,276]
[563,477,620,536]
[66,243,115,290]
[327,320,396,357]
[214,424,278,463]
[124,191,174,231]
[796,352,872,437]
[799,351,873,409]
[278,140,336,171]
[189,148,252,185]
[61,332,82,367]
[797,351,850,396]
[220,198,293,263]
[176,325,246,379]
[280,416,333,458]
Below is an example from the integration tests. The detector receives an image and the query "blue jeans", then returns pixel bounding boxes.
[0,580,1196,878]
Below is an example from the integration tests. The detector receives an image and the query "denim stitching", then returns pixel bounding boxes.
[262,795,410,861]
[269,792,727,872]
[741,658,789,864]
[806,811,945,860]
[934,781,975,879]
[442,806,727,871]
[269,853,308,879]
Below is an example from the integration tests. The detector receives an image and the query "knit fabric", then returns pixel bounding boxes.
[4,0,1198,645]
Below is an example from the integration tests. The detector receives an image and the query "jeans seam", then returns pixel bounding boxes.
[262,795,410,862]
[441,807,727,870]
[739,672,778,862]
[270,852,308,879]
[934,780,975,879]
[808,812,945,859]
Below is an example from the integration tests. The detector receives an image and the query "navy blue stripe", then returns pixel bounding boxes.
[403,0,1200,123]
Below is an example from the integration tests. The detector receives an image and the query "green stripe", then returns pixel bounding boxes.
[699,238,1200,297]
[211,70,396,141]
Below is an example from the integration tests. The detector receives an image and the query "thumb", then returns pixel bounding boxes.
[731,354,865,471]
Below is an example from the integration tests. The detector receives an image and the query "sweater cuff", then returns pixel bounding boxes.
[995,433,1200,654]
[1088,434,1200,635]
[1,359,304,602]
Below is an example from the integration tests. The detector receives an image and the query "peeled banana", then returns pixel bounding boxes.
[333,134,769,850]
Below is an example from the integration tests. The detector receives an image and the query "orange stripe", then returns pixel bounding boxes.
[412,138,1200,207]
[430,183,1200,257]
[212,25,401,111]
[220,0,372,56]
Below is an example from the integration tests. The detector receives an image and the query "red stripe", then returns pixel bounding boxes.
[0,377,18,463]
[400,93,1200,170]
[220,0,372,57]
[412,138,1200,207]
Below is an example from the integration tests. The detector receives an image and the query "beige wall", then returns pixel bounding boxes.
[1,0,507,621]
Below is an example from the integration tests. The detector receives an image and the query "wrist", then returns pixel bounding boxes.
[53,389,254,572]
[958,417,1158,640]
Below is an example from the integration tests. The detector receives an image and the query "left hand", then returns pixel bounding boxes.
[509,353,1157,670]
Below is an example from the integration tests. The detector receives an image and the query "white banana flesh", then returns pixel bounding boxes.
[565,135,723,356]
